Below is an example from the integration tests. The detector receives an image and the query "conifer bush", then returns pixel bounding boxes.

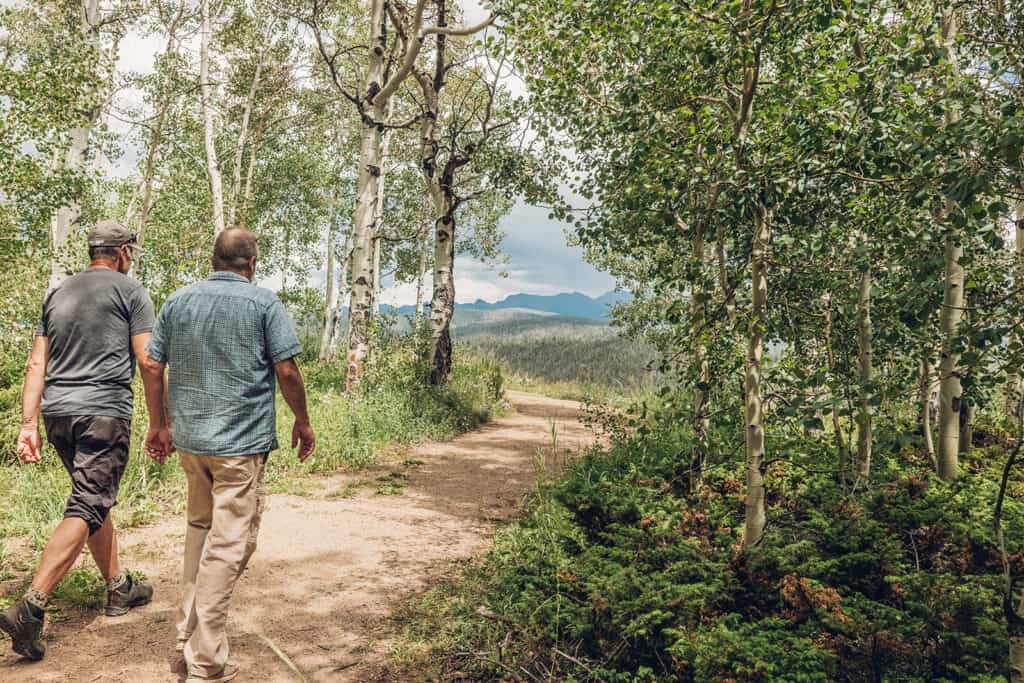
[421,414,1022,682]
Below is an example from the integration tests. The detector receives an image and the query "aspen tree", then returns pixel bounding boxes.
[49,0,103,289]
[200,0,226,235]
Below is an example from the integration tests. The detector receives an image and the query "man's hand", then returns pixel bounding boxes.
[16,425,42,464]
[144,426,175,465]
[292,420,315,462]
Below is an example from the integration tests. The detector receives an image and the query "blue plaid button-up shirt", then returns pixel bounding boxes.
[147,271,302,456]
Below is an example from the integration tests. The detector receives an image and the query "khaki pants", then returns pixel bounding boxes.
[176,452,267,678]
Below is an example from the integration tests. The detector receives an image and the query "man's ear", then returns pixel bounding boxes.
[119,246,132,273]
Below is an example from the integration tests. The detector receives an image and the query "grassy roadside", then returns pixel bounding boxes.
[0,348,504,609]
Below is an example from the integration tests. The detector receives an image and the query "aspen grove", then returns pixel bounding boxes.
[5,0,1024,679]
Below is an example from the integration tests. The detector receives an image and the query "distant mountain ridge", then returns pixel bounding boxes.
[384,290,630,320]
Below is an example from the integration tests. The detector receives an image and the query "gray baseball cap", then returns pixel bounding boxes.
[88,219,141,252]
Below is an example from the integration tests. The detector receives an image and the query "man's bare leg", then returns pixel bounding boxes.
[87,514,120,581]
[29,517,90,595]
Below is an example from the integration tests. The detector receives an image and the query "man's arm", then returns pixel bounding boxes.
[274,358,315,461]
[17,337,48,463]
[133,333,173,462]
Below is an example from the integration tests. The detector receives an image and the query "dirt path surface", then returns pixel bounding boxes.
[0,391,595,682]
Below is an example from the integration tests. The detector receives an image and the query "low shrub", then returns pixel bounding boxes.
[407,421,1023,682]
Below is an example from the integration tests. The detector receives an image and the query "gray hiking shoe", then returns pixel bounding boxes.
[186,663,239,682]
[105,574,153,616]
[0,600,45,661]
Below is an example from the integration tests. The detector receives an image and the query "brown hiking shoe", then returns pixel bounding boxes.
[0,600,45,661]
[105,574,153,616]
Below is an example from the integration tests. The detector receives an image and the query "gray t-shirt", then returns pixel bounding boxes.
[35,268,156,420]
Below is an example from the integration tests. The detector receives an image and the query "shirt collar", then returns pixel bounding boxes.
[208,271,250,283]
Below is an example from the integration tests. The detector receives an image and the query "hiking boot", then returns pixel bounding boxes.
[186,663,239,682]
[105,574,153,616]
[0,600,46,661]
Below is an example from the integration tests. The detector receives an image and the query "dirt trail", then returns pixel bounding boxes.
[0,391,595,682]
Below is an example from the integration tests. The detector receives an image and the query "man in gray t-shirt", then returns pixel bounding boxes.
[1,220,172,663]
[37,262,155,418]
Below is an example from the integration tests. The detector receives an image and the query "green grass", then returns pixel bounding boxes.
[0,344,505,594]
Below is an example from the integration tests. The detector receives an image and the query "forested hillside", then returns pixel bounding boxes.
[454,309,657,396]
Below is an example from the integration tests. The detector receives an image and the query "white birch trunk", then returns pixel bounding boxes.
[744,204,770,546]
[201,0,226,235]
[239,122,264,226]
[130,1,187,278]
[371,237,382,314]
[856,248,873,478]
[823,294,850,482]
[428,200,456,384]
[415,223,429,322]
[318,208,337,360]
[937,233,965,480]
[327,222,354,361]
[1009,198,1024,416]
[921,354,937,468]
[344,0,388,388]
[415,62,457,384]
[690,221,709,491]
[49,0,102,289]
[229,51,263,227]
[936,8,963,481]
[371,99,394,315]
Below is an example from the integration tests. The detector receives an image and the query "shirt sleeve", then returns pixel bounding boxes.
[146,302,170,364]
[34,290,54,337]
[129,285,156,336]
[264,297,303,363]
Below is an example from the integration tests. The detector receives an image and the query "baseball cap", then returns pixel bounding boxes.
[88,219,141,253]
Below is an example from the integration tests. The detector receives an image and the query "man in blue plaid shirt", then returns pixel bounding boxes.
[141,227,315,683]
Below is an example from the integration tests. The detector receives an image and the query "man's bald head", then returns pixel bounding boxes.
[212,226,259,276]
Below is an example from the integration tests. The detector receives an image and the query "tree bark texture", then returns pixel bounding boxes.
[936,8,963,482]
[937,234,964,481]
[343,0,390,389]
[428,203,456,385]
[744,204,770,546]
[371,98,394,315]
